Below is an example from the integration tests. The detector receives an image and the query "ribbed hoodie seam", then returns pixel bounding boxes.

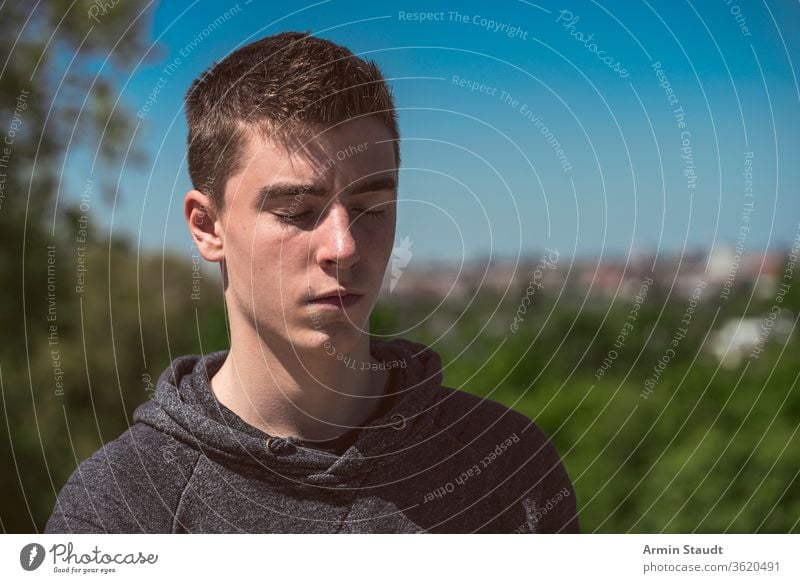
[171,452,203,533]
[333,473,369,533]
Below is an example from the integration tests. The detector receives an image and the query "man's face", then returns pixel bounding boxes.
[217,117,398,356]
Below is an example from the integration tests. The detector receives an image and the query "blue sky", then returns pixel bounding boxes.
[65,0,800,263]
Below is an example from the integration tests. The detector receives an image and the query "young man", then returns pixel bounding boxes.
[46,32,579,534]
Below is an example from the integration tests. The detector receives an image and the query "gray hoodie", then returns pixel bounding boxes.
[45,338,579,533]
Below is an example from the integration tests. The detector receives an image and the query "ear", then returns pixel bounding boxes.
[185,189,224,262]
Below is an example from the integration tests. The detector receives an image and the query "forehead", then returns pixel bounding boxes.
[238,117,397,187]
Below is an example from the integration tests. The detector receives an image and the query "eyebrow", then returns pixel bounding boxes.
[348,175,398,196]
[254,175,397,208]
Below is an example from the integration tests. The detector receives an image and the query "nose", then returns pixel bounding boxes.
[313,200,360,270]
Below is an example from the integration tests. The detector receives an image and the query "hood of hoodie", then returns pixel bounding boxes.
[133,338,446,484]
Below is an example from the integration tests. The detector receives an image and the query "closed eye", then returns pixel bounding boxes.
[352,209,385,218]
[272,208,387,229]
[272,211,312,225]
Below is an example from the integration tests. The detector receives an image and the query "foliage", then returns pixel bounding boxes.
[378,272,800,533]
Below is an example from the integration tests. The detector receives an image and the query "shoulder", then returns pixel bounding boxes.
[431,386,580,533]
[45,423,201,534]
[431,385,551,451]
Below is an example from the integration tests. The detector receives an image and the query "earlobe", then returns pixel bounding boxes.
[185,189,224,262]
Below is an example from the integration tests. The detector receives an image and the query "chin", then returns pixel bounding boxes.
[306,320,364,351]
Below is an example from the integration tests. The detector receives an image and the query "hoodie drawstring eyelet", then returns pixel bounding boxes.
[389,413,406,430]
[266,437,281,453]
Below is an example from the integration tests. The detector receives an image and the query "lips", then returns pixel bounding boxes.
[307,289,364,309]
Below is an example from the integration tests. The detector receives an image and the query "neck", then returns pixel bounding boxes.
[210,313,390,442]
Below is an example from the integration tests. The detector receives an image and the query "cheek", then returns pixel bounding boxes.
[226,222,283,287]
[250,224,315,290]
[366,220,396,260]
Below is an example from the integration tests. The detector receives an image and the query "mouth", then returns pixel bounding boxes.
[307,290,364,309]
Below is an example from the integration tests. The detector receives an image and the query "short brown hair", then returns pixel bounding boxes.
[184,31,399,212]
